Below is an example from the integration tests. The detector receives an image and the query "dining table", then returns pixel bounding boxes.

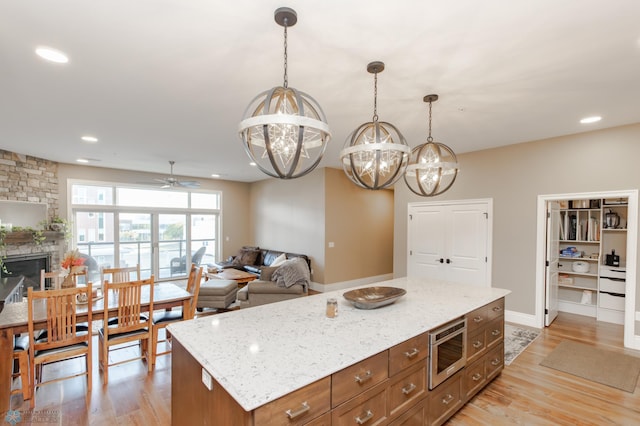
[0,281,193,413]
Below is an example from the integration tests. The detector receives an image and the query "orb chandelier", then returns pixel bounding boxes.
[238,7,331,179]
[404,94,459,196]
[340,61,410,190]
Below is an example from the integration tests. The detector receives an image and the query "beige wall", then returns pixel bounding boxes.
[249,167,395,285]
[393,123,640,318]
[324,168,394,284]
[249,171,326,282]
[56,163,252,262]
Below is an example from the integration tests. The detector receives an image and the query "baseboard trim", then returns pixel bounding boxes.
[309,274,394,293]
[505,310,540,329]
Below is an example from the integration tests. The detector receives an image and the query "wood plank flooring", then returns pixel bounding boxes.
[8,312,640,425]
[450,313,640,425]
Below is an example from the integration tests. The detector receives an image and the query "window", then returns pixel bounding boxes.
[70,183,221,281]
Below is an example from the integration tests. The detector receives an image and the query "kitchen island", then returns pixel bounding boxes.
[168,277,510,425]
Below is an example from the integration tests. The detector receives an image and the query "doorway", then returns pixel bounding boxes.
[536,190,638,349]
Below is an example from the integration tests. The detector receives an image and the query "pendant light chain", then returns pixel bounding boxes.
[427,99,433,142]
[283,24,289,88]
[372,71,379,122]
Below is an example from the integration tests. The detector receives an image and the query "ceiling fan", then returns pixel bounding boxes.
[154,161,201,188]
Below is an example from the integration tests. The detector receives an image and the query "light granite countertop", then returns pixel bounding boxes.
[168,277,510,412]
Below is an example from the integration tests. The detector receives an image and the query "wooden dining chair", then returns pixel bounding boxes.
[40,269,64,291]
[27,284,93,408]
[100,265,141,284]
[11,335,31,401]
[98,276,154,384]
[40,267,88,290]
[150,264,203,367]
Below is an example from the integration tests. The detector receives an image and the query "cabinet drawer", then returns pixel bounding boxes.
[486,343,504,380]
[428,375,462,426]
[388,399,425,426]
[332,351,389,408]
[462,357,486,400]
[332,382,388,426]
[389,332,428,376]
[254,377,331,426]
[466,305,488,333]
[600,277,625,294]
[466,328,486,364]
[599,292,625,311]
[487,298,505,321]
[485,317,504,348]
[388,363,426,418]
[304,411,331,426]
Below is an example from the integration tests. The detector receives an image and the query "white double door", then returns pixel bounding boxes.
[407,200,491,287]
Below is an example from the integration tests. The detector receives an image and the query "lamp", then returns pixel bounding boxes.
[404,94,458,196]
[340,62,410,190]
[238,7,331,179]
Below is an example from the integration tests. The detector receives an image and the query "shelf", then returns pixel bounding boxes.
[558,284,597,291]
[558,271,598,277]
[601,228,627,232]
[2,231,64,244]
[559,240,600,244]
[559,256,599,261]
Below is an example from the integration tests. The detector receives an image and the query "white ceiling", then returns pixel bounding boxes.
[1,1,640,183]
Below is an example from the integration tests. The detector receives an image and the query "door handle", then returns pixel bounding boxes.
[438,258,444,263]
[446,259,452,264]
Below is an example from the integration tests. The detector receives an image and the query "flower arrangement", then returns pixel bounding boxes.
[60,249,86,288]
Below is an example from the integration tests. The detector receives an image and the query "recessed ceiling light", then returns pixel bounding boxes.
[249,162,257,166]
[81,136,98,143]
[211,174,221,178]
[580,116,602,124]
[35,46,69,64]
[76,158,89,163]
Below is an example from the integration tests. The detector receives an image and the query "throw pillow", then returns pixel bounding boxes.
[231,248,260,267]
[270,253,287,267]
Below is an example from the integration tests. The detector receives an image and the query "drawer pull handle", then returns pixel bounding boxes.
[442,394,455,405]
[473,340,483,349]
[354,370,373,384]
[404,348,420,358]
[492,306,502,312]
[473,316,483,323]
[401,383,417,395]
[472,373,482,381]
[355,410,374,425]
[491,358,501,366]
[491,329,501,336]
[285,401,310,419]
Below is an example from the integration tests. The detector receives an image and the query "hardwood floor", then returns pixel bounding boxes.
[8,312,640,425]
[450,313,640,425]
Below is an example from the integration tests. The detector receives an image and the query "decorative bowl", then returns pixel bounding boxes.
[343,286,407,309]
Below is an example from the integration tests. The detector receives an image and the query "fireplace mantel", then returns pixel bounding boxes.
[2,231,64,244]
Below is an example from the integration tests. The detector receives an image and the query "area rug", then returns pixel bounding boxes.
[540,340,640,393]
[504,324,541,366]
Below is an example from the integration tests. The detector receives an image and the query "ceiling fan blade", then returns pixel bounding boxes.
[178,180,201,188]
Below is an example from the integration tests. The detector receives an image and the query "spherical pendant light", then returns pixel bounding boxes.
[340,62,410,190]
[404,95,459,196]
[238,7,331,179]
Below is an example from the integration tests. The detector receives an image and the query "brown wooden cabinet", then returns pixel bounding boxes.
[171,297,506,425]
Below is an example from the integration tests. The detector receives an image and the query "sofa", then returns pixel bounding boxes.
[215,246,311,276]
[216,247,311,308]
